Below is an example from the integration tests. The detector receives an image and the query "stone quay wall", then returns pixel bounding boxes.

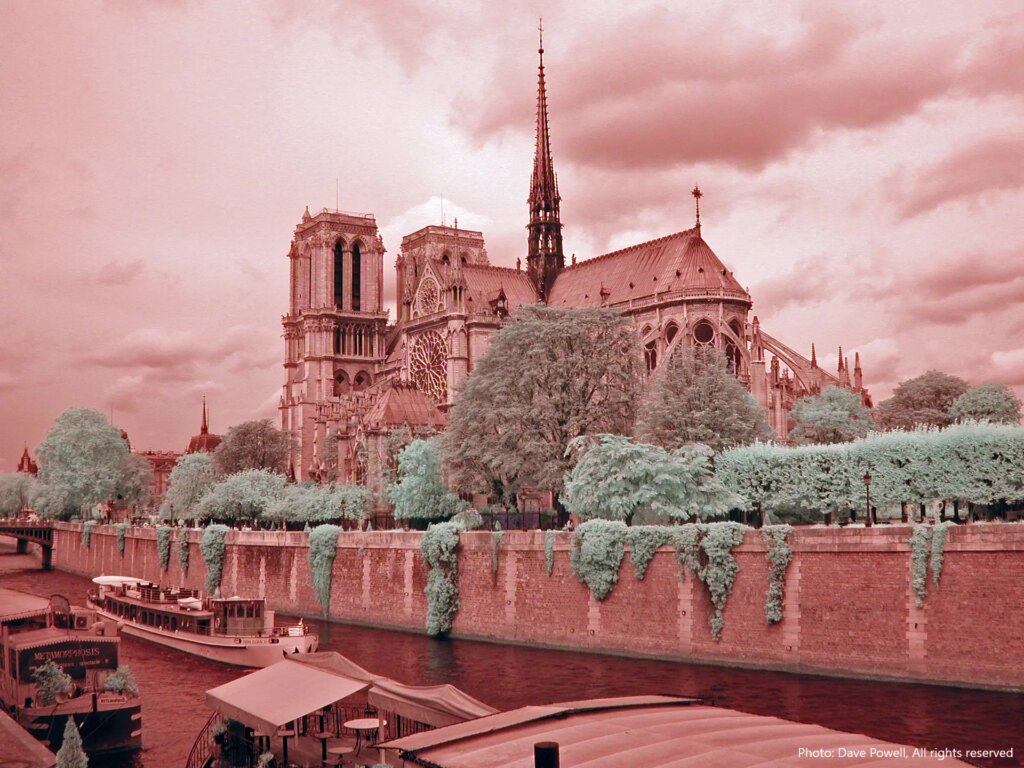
[50,523,1024,692]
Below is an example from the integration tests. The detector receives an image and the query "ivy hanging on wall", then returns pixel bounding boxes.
[671,522,749,640]
[490,525,504,579]
[570,520,628,601]
[178,531,190,574]
[115,523,128,558]
[82,520,95,550]
[624,526,678,581]
[544,530,557,576]
[156,526,172,572]
[308,524,342,616]
[909,522,957,606]
[422,520,463,636]
[760,524,792,624]
[200,525,229,593]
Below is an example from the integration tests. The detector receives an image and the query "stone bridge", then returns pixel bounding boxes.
[0,520,54,569]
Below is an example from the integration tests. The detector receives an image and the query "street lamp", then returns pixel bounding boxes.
[863,470,873,528]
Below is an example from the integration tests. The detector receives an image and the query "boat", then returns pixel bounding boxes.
[87,576,318,668]
[0,587,142,755]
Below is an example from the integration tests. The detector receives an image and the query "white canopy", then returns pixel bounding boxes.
[205,659,369,735]
[92,575,149,586]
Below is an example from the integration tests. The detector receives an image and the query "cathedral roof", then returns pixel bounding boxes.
[364,381,446,430]
[547,228,750,308]
[458,264,539,313]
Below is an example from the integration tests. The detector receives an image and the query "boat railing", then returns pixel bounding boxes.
[185,711,220,768]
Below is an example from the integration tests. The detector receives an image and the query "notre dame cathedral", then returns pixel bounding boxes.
[279,35,870,493]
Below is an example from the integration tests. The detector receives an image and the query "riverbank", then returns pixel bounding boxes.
[46,522,1024,692]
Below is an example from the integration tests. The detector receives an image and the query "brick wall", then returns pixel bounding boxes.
[51,523,1024,691]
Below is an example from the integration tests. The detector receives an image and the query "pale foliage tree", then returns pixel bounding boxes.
[876,370,968,430]
[113,453,153,511]
[196,469,288,523]
[35,408,146,519]
[389,439,466,521]
[789,386,874,444]
[636,346,773,453]
[563,435,740,524]
[162,453,216,521]
[948,383,1021,424]
[264,482,373,526]
[213,419,292,476]
[0,472,38,516]
[56,718,88,768]
[443,306,640,506]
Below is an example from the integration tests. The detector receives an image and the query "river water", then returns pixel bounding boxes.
[1,550,1021,768]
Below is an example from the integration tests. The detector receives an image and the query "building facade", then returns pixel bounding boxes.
[280,37,870,485]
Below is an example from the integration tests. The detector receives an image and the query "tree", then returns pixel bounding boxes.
[636,346,773,452]
[196,469,288,523]
[264,482,373,526]
[562,435,740,524]
[35,408,139,519]
[213,419,292,476]
[56,718,88,768]
[948,383,1021,424]
[389,439,467,521]
[162,453,216,521]
[0,472,37,516]
[113,453,153,511]
[875,371,968,430]
[443,306,640,506]
[789,386,874,444]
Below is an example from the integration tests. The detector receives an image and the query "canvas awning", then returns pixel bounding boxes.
[292,653,497,727]
[205,659,369,735]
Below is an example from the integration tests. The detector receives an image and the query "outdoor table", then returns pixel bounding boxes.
[276,725,295,764]
[310,730,333,762]
[343,718,386,755]
[325,745,353,767]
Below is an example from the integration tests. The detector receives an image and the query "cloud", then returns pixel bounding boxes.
[457,7,964,172]
[894,136,1024,218]
[95,259,145,286]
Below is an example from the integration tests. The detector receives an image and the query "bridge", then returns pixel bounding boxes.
[0,520,54,569]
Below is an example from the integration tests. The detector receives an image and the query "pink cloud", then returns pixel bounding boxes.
[895,136,1024,218]
[96,259,145,286]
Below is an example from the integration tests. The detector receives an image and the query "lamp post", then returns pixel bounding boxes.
[863,470,873,528]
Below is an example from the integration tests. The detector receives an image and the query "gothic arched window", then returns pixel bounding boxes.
[441,252,450,266]
[351,241,362,311]
[665,323,679,345]
[334,240,344,308]
[644,340,658,373]
[353,370,371,391]
[333,370,349,396]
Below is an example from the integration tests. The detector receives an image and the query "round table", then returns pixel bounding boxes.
[343,718,386,755]
[310,731,332,763]
[326,745,353,767]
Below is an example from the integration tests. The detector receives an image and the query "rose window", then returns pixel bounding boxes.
[414,277,443,317]
[410,330,448,403]
[693,320,715,348]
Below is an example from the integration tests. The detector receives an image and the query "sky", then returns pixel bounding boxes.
[2,0,1023,466]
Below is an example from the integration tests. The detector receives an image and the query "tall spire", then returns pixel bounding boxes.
[527,18,564,302]
[810,343,817,368]
[692,185,703,235]
[201,396,209,435]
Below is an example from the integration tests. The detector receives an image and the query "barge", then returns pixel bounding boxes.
[87,576,318,668]
[0,588,142,755]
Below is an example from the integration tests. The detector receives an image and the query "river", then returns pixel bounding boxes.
[1,549,1021,767]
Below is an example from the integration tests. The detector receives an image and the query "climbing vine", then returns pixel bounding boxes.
[544,530,556,576]
[82,520,95,549]
[699,522,748,639]
[308,525,341,616]
[760,524,792,624]
[490,525,504,579]
[930,521,956,587]
[570,520,628,600]
[156,526,172,571]
[908,524,932,607]
[178,531,190,574]
[115,523,127,558]
[624,526,678,580]
[200,524,229,593]
[422,520,463,636]
[673,523,701,576]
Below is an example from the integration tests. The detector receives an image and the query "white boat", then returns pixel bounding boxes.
[87,577,318,668]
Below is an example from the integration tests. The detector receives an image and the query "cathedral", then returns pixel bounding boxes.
[279,35,870,491]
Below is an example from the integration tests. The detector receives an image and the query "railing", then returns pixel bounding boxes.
[186,711,220,768]
[479,509,568,531]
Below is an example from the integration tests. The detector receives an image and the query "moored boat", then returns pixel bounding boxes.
[0,588,142,755]
[87,576,318,668]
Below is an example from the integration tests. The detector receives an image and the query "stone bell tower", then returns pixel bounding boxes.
[280,207,388,481]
